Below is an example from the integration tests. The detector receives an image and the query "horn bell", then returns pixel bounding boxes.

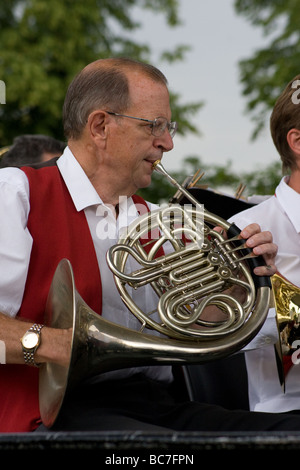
[271,272,300,388]
[39,258,270,428]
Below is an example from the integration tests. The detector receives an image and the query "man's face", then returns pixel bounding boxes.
[105,71,174,196]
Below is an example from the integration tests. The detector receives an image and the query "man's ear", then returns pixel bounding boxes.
[87,110,108,142]
[287,128,300,156]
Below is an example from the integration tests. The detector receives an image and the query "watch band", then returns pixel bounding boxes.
[22,323,44,367]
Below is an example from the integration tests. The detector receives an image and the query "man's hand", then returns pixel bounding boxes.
[239,223,277,277]
[200,223,276,324]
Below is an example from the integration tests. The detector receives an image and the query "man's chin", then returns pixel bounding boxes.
[139,180,152,189]
[139,172,153,188]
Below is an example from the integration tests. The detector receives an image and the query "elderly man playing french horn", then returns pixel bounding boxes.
[1,58,300,433]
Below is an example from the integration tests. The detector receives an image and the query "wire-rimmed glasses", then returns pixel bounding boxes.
[106,111,177,138]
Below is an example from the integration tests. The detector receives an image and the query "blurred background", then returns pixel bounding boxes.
[0,0,298,201]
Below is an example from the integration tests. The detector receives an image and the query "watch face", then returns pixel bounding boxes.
[23,331,39,349]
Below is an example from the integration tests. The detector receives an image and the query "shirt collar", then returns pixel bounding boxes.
[276,176,300,233]
[57,146,103,211]
[56,147,140,221]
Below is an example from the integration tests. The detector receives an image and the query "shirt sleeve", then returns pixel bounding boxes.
[0,168,32,317]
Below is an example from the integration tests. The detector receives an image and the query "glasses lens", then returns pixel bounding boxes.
[152,118,167,137]
[169,122,177,138]
[152,118,177,138]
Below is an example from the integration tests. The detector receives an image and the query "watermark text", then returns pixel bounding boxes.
[0,340,6,364]
[0,80,6,104]
[291,79,300,104]
[95,198,204,243]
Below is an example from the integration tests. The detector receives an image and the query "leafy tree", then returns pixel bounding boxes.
[240,161,282,195]
[234,0,300,138]
[138,154,283,203]
[0,0,202,145]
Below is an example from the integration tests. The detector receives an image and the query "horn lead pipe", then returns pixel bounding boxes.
[152,160,201,207]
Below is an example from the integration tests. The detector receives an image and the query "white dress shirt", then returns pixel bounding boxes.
[0,147,173,384]
[229,176,300,412]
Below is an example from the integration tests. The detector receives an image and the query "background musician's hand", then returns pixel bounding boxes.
[239,223,277,277]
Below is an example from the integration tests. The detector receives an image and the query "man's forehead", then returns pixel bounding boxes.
[127,73,169,104]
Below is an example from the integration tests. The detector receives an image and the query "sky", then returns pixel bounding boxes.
[132,0,278,175]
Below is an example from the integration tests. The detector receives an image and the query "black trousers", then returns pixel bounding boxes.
[37,374,300,432]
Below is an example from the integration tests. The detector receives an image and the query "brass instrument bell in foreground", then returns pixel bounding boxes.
[272,273,300,387]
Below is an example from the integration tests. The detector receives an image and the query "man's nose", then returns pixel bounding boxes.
[154,130,174,152]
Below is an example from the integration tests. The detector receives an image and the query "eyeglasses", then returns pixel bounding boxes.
[106,111,177,139]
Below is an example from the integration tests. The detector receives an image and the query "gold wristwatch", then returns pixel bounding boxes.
[21,323,44,367]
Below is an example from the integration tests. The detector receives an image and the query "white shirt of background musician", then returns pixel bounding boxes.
[229,176,300,413]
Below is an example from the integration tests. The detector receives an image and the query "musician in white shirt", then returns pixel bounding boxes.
[229,75,300,413]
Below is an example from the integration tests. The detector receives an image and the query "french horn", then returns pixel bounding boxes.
[271,272,300,388]
[39,160,271,428]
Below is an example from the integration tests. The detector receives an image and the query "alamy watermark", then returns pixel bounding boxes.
[291,340,300,365]
[0,80,6,104]
[291,79,300,104]
[95,198,204,246]
[0,340,6,364]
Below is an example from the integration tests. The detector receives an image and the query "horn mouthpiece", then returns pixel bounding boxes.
[152,159,161,170]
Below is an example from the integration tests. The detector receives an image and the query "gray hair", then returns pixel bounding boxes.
[63,58,168,140]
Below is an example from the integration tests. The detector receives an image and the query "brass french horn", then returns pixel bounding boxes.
[271,273,300,388]
[39,161,271,428]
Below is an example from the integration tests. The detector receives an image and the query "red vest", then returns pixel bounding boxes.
[0,161,152,432]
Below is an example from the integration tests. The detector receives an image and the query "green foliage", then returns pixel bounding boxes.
[234,0,300,138]
[0,0,202,145]
[0,0,285,201]
[137,155,283,204]
[241,160,282,194]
